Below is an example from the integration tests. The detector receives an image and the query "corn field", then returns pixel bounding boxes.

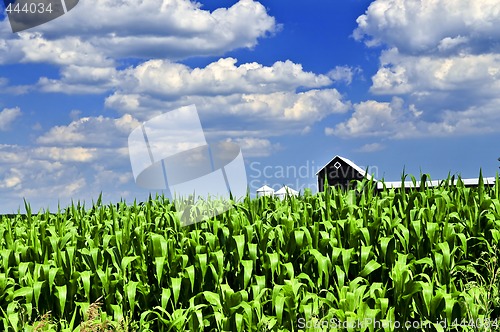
[1,174,500,331]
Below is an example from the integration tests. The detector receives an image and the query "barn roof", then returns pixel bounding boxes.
[316,155,375,180]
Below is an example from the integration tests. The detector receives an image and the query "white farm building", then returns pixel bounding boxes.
[256,185,275,197]
[275,186,299,199]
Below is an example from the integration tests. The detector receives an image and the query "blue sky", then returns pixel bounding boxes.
[0,0,500,213]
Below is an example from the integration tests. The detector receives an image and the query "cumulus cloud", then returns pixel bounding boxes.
[104,88,350,133]
[356,143,385,153]
[0,107,21,130]
[37,114,140,146]
[327,66,362,85]
[326,97,422,138]
[32,54,349,140]
[39,58,332,96]
[32,147,98,162]
[0,78,30,95]
[224,137,281,157]
[354,0,500,55]
[283,89,350,120]
[329,97,500,139]
[349,0,500,139]
[0,144,83,194]
[33,54,343,135]
[38,65,119,94]
[0,168,22,189]
[0,139,140,213]
[424,99,500,136]
[365,48,500,135]
[122,58,330,96]
[91,58,349,132]
[371,49,500,99]
[0,0,277,65]
[0,32,114,67]
[0,144,27,163]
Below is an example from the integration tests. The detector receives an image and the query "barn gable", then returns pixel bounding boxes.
[316,155,374,191]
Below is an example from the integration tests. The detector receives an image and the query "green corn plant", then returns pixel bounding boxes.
[1,173,500,330]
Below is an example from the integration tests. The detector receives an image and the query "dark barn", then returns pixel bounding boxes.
[316,155,373,191]
[316,155,496,192]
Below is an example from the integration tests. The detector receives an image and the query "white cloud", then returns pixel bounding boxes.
[0,144,83,196]
[324,127,335,136]
[357,143,385,153]
[40,57,331,96]
[424,99,500,136]
[225,137,281,157]
[37,114,140,146]
[38,65,119,94]
[327,66,362,85]
[327,97,421,138]
[0,0,277,65]
[371,49,500,98]
[91,58,349,133]
[301,126,311,135]
[18,177,87,201]
[104,88,350,135]
[354,0,500,55]
[0,107,21,130]
[0,140,138,213]
[0,144,28,163]
[70,110,82,120]
[126,58,330,95]
[283,89,350,121]
[365,50,500,136]
[0,78,30,94]
[0,168,22,189]
[350,0,500,140]
[33,55,342,135]
[329,97,500,139]
[0,33,114,67]
[33,147,97,162]
[91,165,131,186]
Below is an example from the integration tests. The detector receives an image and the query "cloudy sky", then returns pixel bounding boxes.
[0,0,499,213]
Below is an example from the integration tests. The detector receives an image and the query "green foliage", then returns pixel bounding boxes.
[0,175,500,331]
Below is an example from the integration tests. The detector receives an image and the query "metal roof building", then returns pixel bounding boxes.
[377,178,496,190]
